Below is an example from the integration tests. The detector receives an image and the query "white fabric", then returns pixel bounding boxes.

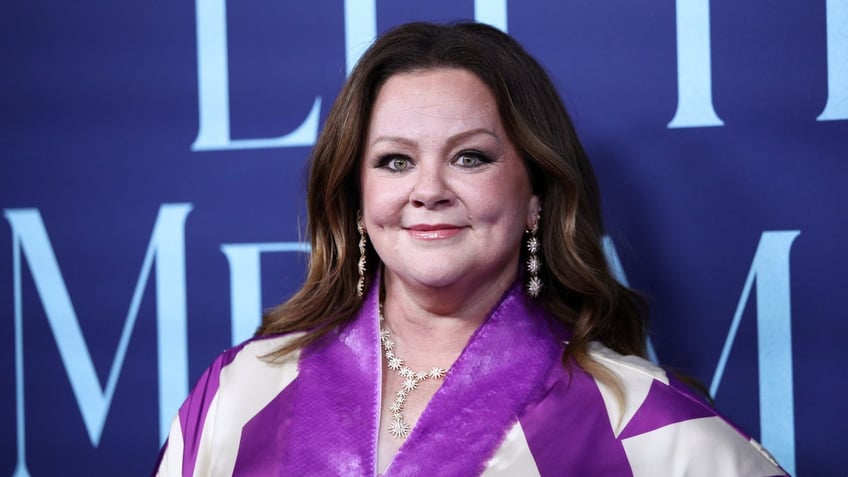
[156,414,185,476]
[622,416,785,477]
[589,342,670,436]
[159,334,786,476]
[482,421,541,477]
[193,336,302,477]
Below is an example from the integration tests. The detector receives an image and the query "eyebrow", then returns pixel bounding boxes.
[370,128,501,149]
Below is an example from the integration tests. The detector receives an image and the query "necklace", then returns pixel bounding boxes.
[379,310,448,439]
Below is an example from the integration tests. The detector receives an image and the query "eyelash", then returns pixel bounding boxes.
[454,150,493,168]
[375,150,493,172]
[375,154,413,172]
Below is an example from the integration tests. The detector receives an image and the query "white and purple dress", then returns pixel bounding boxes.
[154,280,787,476]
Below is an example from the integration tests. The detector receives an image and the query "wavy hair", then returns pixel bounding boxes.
[259,22,648,383]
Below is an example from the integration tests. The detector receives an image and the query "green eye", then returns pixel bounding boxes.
[388,157,410,171]
[454,151,489,168]
[377,154,413,172]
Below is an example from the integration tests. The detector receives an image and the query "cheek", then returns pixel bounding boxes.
[468,177,531,223]
[361,181,405,227]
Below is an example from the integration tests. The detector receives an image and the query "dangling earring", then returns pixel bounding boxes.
[526,213,542,298]
[357,211,367,297]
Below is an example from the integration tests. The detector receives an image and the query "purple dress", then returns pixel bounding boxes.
[153,279,787,476]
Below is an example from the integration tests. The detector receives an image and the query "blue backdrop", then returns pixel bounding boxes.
[2,1,845,475]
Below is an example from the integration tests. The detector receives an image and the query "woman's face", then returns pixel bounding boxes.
[359,68,539,298]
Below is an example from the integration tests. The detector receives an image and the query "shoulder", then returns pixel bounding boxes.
[586,342,787,476]
[188,333,304,400]
[154,333,305,476]
[191,332,305,421]
[215,333,304,387]
[506,341,786,476]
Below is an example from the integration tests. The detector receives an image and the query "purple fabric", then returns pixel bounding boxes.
[386,281,561,476]
[518,363,634,476]
[618,378,716,440]
[155,275,788,475]
[669,374,752,439]
[177,342,248,477]
[231,381,299,474]
[252,277,561,476]
[269,278,383,476]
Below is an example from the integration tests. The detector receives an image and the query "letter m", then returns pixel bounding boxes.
[5,204,191,474]
[710,231,800,475]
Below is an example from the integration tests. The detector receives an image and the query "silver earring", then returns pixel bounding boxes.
[526,216,542,298]
[357,211,367,297]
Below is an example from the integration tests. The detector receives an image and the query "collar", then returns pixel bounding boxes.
[283,276,562,476]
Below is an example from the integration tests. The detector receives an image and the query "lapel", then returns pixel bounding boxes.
[281,282,383,476]
[385,281,562,476]
[284,278,561,477]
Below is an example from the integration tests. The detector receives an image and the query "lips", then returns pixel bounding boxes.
[406,224,464,240]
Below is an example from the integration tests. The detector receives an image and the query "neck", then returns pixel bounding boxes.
[379,270,518,368]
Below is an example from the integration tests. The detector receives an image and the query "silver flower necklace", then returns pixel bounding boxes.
[379,308,448,439]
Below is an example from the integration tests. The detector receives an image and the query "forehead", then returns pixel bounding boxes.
[367,68,504,137]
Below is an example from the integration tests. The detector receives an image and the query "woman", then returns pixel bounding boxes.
[154,22,787,476]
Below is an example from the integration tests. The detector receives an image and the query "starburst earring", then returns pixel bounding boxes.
[526,214,542,298]
[356,211,367,297]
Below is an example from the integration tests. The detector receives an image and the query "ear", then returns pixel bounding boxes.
[526,195,541,231]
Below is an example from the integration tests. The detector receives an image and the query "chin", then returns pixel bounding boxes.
[393,260,512,293]
[411,269,467,289]
[386,261,467,289]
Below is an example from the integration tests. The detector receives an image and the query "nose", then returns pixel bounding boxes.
[410,163,454,209]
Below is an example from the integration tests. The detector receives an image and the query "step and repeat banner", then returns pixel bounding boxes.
[2,1,845,475]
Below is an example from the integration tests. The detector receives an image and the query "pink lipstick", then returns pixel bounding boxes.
[406,224,464,240]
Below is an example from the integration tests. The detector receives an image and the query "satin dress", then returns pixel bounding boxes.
[154,279,787,476]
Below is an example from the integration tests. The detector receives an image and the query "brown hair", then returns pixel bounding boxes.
[259,22,648,379]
